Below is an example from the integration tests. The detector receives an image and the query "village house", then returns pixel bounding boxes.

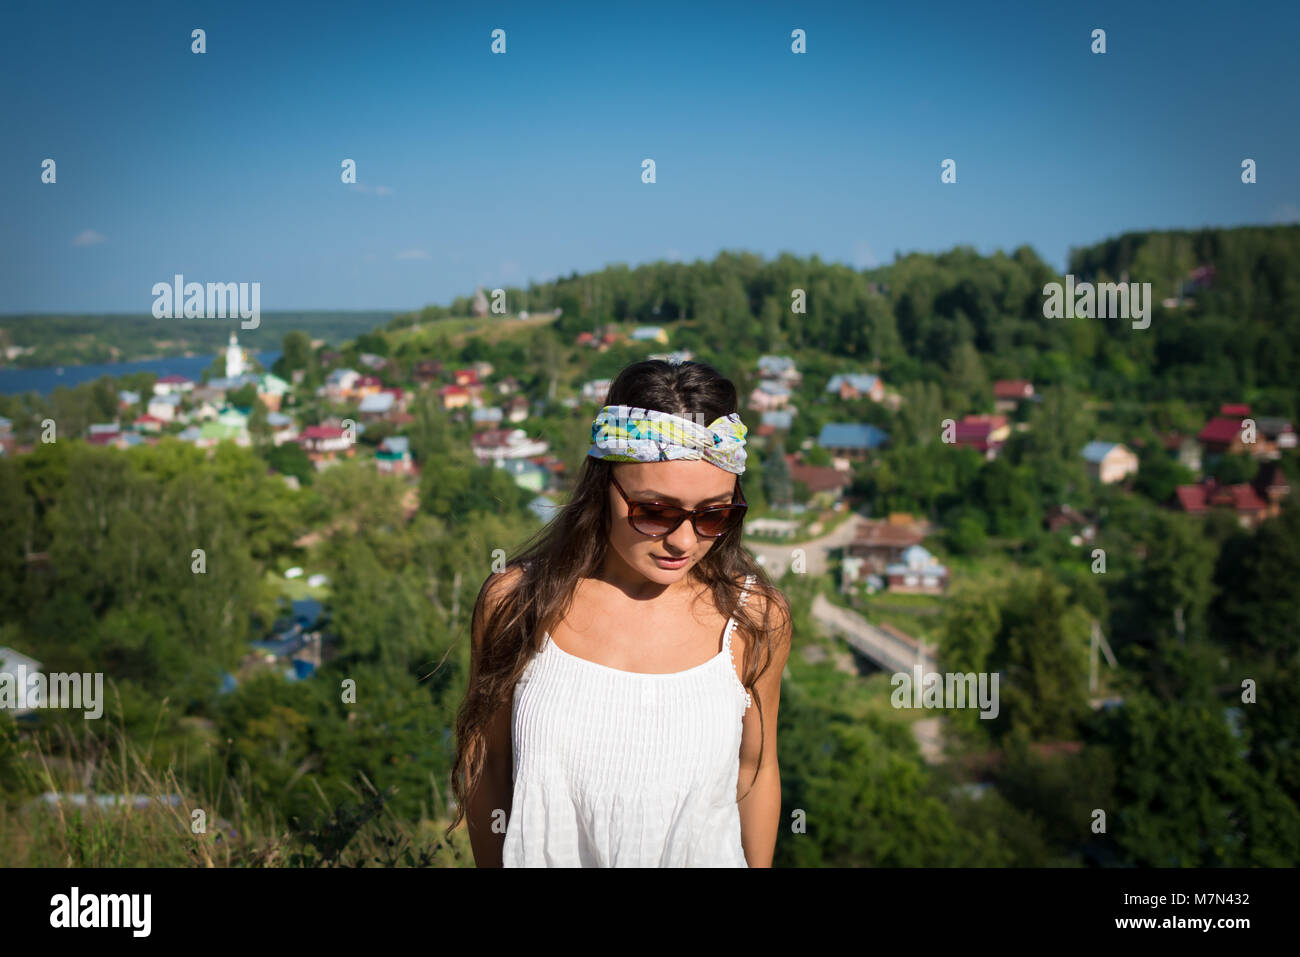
[817,422,889,464]
[1082,441,1139,484]
[358,352,388,372]
[952,414,1010,460]
[472,406,504,430]
[152,374,194,396]
[496,375,520,395]
[117,389,140,409]
[757,410,795,437]
[785,455,852,507]
[1258,416,1297,454]
[265,411,299,446]
[131,414,165,434]
[471,428,550,464]
[375,436,415,476]
[885,544,950,595]
[749,380,792,411]
[324,368,361,402]
[826,373,885,403]
[257,373,291,412]
[1175,462,1289,530]
[438,384,471,410]
[147,392,182,422]
[353,375,383,397]
[298,425,355,466]
[412,359,444,386]
[581,378,613,404]
[506,395,530,423]
[87,423,121,446]
[756,355,801,387]
[1175,479,1267,529]
[1196,403,1292,458]
[357,391,397,421]
[452,368,480,387]
[1198,415,1250,457]
[992,379,1034,412]
[190,384,227,406]
[190,399,221,422]
[630,326,668,344]
[847,515,927,574]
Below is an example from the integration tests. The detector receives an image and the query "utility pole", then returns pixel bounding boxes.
[1090,619,1117,696]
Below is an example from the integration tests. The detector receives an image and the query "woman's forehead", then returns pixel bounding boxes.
[616,461,735,500]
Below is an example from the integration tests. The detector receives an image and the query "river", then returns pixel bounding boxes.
[0,351,282,396]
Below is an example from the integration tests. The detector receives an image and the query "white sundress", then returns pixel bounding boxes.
[502,574,756,867]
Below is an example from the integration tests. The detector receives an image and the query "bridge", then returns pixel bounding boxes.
[811,592,941,675]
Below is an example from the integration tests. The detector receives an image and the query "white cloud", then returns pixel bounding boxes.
[395,249,431,261]
[72,229,106,246]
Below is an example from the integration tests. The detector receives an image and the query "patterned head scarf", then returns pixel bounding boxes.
[588,404,748,474]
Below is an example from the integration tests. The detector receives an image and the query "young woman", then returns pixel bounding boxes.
[446,358,792,867]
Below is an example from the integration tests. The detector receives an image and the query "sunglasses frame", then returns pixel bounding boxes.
[609,471,748,539]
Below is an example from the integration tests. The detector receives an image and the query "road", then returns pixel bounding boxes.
[743,510,866,578]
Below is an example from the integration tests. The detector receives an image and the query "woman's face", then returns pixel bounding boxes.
[606,460,740,584]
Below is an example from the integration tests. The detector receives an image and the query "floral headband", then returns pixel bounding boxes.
[588,404,748,474]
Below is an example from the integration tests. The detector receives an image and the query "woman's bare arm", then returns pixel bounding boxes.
[465,567,522,867]
[737,591,792,868]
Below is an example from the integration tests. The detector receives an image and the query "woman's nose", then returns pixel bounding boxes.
[664,519,699,552]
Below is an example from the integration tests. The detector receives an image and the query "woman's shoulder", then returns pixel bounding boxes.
[736,573,791,634]
[475,564,527,621]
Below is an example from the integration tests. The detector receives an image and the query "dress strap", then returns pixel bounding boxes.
[721,574,756,655]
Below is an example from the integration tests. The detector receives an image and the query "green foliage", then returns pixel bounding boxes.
[1089,692,1300,866]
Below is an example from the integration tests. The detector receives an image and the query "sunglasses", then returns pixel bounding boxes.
[610,472,748,539]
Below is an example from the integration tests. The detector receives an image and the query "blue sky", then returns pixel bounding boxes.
[2,0,1297,314]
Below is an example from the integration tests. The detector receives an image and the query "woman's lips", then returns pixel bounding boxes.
[653,554,689,568]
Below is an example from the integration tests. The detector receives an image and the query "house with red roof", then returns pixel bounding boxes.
[952,414,1010,460]
[993,379,1034,412]
[785,454,852,507]
[298,425,355,465]
[438,384,470,410]
[1173,464,1288,530]
[152,374,194,395]
[1198,416,1249,456]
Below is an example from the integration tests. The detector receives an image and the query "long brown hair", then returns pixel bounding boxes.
[444,358,788,843]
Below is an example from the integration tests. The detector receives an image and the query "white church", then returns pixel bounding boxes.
[225,331,246,378]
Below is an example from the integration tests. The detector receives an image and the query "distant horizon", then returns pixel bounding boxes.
[5,219,1292,319]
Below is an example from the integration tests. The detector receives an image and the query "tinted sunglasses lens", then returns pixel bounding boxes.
[694,506,744,537]
[631,505,686,536]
